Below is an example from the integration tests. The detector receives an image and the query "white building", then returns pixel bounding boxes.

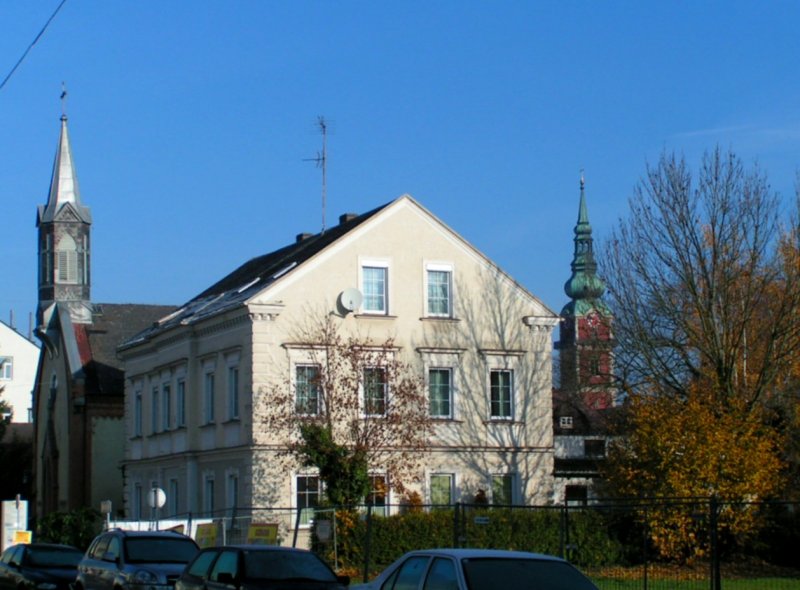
[118,196,559,531]
[0,320,39,423]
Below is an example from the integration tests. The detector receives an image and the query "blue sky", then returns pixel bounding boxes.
[2,1,799,331]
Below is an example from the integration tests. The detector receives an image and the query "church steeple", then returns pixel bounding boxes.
[557,174,614,409]
[36,114,93,326]
[563,173,606,308]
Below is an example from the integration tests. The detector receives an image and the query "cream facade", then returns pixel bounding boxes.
[0,321,39,423]
[119,196,559,528]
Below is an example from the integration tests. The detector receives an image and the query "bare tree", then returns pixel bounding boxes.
[261,315,432,506]
[602,148,800,409]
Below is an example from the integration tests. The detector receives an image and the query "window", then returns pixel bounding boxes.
[168,479,179,517]
[366,475,388,516]
[227,366,240,420]
[424,558,458,590]
[55,235,78,284]
[176,379,186,427]
[428,368,452,418]
[491,474,514,506]
[134,389,143,436]
[151,386,160,434]
[559,416,573,429]
[565,485,588,506]
[489,369,513,419]
[226,473,239,515]
[133,484,143,520]
[363,367,387,416]
[0,357,12,380]
[209,551,238,583]
[204,371,215,424]
[584,439,606,458]
[296,475,321,526]
[362,265,387,313]
[392,556,429,590]
[295,365,320,415]
[426,267,452,317]
[430,473,454,507]
[203,476,215,515]
[162,383,171,431]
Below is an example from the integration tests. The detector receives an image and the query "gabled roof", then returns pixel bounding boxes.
[120,194,556,350]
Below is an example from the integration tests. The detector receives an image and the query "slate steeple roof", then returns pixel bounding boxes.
[37,115,91,225]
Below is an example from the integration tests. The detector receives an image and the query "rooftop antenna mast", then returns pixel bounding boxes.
[304,116,328,232]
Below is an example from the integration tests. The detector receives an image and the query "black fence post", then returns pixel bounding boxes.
[292,506,302,548]
[362,505,373,583]
[709,496,720,590]
[453,502,460,548]
[642,507,648,590]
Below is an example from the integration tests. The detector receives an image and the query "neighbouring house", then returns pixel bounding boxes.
[0,320,39,423]
[553,176,618,504]
[31,114,174,518]
[118,195,560,534]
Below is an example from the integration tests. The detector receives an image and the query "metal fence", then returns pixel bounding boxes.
[116,498,800,589]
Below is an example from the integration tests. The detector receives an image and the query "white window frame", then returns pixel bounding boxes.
[362,366,388,417]
[559,416,574,429]
[366,473,389,516]
[429,472,455,507]
[424,262,454,318]
[360,259,390,315]
[0,357,12,380]
[489,368,514,420]
[295,473,322,527]
[295,364,321,416]
[428,367,454,419]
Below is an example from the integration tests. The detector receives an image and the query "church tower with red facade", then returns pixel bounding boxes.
[557,175,615,409]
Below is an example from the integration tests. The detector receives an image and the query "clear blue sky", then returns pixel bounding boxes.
[2,1,799,331]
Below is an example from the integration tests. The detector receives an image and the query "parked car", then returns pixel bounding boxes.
[0,543,83,590]
[351,549,598,590]
[75,530,199,590]
[176,545,349,590]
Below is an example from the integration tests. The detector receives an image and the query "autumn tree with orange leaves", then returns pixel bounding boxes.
[261,316,432,507]
[599,149,800,559]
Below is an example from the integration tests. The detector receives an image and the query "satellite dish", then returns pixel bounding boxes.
[339,288,363,313]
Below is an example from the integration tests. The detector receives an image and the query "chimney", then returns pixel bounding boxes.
[296,233,313,243]
[339,213,358,225]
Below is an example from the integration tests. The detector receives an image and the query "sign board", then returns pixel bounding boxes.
[473,516,490,525]
[1,500,28,552]
[246,523,279,545]
[315,520,331,541]
[195,522,219,548]
[13,531,31,544]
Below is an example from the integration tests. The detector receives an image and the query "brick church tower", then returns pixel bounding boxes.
[557,175,614,409]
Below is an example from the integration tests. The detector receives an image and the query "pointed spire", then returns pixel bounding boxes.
[38,113,91,224]
[563,173,605,305]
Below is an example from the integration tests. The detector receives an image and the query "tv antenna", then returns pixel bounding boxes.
[304,116,328,232]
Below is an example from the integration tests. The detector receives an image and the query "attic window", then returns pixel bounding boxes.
[559,416,574,429]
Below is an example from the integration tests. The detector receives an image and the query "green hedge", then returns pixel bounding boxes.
[312,506,624,573]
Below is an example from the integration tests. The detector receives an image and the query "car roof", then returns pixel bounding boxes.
[106,530,192,538]
[204,545,311,553]
[402,549,566,561]
[24,543,82,551]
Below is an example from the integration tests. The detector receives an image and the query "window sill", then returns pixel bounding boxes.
[420,316,460,323]
[484,418,523,425]
[354,313,396,320]
[223,418,241,424]
[200,421,216,428]
[431,417,461,423]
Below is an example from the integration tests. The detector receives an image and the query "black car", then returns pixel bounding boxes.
[0,543,83,590]
[176,545,349,590]
[75,529,199,590]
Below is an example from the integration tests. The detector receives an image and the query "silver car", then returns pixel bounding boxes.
[351,549,598,590]
[75,530,199,590]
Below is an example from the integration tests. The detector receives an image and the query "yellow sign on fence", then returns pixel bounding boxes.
[195,522,219,548]
[246,523,279,545]
[13,530,32,544]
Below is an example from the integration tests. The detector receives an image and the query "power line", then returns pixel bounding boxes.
[0,0,68,93]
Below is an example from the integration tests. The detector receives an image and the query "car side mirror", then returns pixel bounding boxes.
[337,574,350,586]
[101,552,119,564]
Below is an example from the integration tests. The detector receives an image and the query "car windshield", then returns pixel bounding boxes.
[242,550,336,582]
[26,547,83,568]
[124,538,198,564]
[462,558,598,590]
